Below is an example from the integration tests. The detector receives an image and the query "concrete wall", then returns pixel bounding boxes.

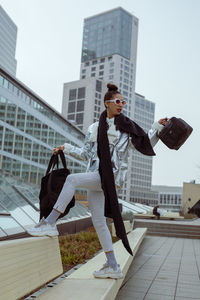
[0,236,63,300]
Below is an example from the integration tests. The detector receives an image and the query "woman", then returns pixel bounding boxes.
[28,83,167,279]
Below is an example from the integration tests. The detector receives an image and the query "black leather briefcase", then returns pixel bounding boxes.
[158,117,193,150]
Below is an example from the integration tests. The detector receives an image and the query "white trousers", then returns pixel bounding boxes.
[53,171,113,252]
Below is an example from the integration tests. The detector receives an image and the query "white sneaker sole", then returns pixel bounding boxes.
[27,230,59,237]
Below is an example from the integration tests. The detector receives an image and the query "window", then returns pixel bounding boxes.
[108,56,112,61]
[82,69,86,73]
[110,62,114,67]
[76,113,84,124]
[78,87,85,99]
[124,66,129,72]
[109,75,113,80]
[91,73,96,77]
[68,102,76,113]
[109,69,114,74]
[77,100,85,112]
[92,60,97,65]
[84,62,89,66]
[69,89,76,100]
[96,80,102,92]
[100,58,105,63]
[124,72,129,78]
[99,71,104,76]
[99,65,104,70]
[91,67,96,71]
[68,114,75,120]
[81,75,86,79]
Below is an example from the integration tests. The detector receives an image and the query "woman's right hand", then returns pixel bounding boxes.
[53,145,64,155]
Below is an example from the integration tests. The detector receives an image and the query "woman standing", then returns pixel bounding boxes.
[28,83,167,279]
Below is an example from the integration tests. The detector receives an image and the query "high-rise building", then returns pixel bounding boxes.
[0,6,17,76]
[62,7,158,204]
[0,66,86,187]
[127,93,158,205]
[80,7,138,119]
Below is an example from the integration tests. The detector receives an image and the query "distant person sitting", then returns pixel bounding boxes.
[153,205,160,220]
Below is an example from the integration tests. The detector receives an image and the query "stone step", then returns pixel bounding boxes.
[134,221,200,239]
[134,224,200,234]
[147,231,200,239]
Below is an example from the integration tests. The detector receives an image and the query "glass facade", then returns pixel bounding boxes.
[82,8,132,62]
[0,68,86,185]
[0,6,17,76]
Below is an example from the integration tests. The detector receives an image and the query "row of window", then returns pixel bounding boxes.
[160,199,181,205]
[121,58,134,67]
[69,87,86,101]
[130,189,158,200]
[131,199,158,205]
[0,74,82,139]
[0,97,74,146]
[84,56,113,66]
[160,194,182,201]
[68,100,85,114]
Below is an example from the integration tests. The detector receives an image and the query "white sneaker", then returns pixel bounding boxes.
[27,218,59,237]
[93,263,123,279]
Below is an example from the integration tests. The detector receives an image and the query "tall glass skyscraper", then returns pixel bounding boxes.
[82,8,132,62]
[0,6,17,76]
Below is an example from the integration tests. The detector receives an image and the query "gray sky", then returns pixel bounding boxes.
[1,0,200,186]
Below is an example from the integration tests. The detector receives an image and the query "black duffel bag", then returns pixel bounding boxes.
[158,117,193,150]
[39,150,75,220]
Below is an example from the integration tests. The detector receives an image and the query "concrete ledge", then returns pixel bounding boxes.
[134,213,184,220]
[0,237,63,300]
[37,228,147,300]
[112,220,132,237]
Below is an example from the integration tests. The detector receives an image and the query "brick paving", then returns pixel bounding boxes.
[116,236,200,300]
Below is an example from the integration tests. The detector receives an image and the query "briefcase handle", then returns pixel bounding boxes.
[46,150,67,175]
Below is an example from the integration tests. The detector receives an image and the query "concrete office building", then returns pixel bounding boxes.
[0,6,17,76]
[152,185,182,212]
[0,66,86,187]
[129,93,158,205]
[62,78,106,132]
[62,7,157,203]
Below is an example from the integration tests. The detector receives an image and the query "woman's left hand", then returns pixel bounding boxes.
[159,118,168,126]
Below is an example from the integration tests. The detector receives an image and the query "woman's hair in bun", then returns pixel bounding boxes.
[104,83,121,106]
[107,83,118,91]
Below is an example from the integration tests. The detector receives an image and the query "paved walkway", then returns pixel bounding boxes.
[116,236,200,300]
[134,218,200,226]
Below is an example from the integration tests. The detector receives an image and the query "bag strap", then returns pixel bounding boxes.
[45,150,67,175]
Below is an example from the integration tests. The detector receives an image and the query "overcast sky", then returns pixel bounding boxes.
[1,0,200,187]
